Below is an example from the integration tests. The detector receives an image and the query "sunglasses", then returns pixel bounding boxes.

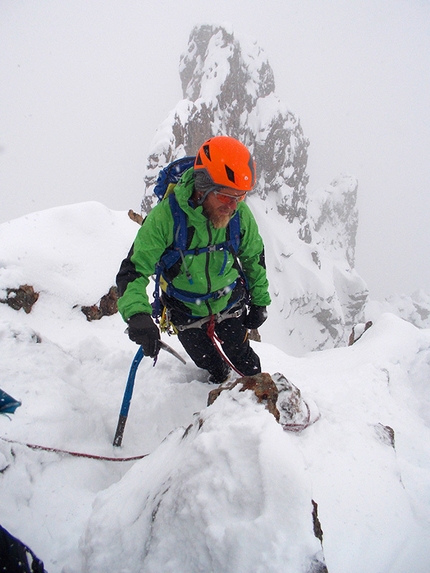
[212,189,247,205]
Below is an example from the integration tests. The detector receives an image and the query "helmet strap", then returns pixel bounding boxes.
[196,188,213,206]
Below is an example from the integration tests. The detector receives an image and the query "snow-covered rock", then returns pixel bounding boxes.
[307,174,359,268]
[366,289,430,330]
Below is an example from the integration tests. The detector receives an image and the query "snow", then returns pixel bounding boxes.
[1,202,430,572]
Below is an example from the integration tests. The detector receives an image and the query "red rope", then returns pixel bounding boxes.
[0,437,148,462]
[206,316,245,377]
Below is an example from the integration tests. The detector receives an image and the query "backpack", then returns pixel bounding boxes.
[153,156,196,202]
[150,157,244,320]
[0,525,46,573]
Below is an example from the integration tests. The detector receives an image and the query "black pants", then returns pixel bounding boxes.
[176,310,261,380]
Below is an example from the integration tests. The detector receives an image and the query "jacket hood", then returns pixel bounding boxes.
[174,168,239,227]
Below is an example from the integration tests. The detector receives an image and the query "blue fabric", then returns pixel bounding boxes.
[0,389,21,414]
[153,157,196,201]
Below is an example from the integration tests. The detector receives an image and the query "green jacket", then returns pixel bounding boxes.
[117,168,271,321]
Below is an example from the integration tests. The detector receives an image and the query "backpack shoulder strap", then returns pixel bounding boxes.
[226,210,249,292]
[228,211,241,253]
[168,193,188,251]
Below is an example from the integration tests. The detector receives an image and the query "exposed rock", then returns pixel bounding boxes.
[81,305,102,322]
[0,285,39,314]
[273,372,320,430]
[207,371,320,433]
[128,209,144,226]
[81,286,118,321]
[312,500,324,543]
[274,373,304,420]
[374,423,395,449]
[308,556,329,573]
[248,328,261,342]
[309,499,328,572]
[348,320,373,346]
[207,372,280,422]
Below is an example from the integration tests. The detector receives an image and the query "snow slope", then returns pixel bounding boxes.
[1,203,430,572]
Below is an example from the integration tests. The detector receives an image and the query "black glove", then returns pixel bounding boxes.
[127,313,160,357]
[243,305,267,330]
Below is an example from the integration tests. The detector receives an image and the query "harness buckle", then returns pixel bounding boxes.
[230,308,243,319]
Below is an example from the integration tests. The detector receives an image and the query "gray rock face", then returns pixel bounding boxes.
[308,175,359,268]
[142,24,310,242]
[379,290,430,329]
[140,24,368,353]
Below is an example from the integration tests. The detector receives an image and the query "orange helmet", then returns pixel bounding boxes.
[194,136,256,192]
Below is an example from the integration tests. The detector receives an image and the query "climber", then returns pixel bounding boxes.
[116,136,271,383]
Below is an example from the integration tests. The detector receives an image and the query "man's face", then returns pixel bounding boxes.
[202,188,247,229]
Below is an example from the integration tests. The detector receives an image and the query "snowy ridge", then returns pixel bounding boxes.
[82,389,323,573]
[0,203,430,572]
[366,289,430,330]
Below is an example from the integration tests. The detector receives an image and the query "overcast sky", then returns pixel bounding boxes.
[1,0,429,301]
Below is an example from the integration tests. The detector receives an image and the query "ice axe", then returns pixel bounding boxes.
[113,341,186,447]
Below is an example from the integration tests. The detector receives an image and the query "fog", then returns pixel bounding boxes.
[1,0,429,300]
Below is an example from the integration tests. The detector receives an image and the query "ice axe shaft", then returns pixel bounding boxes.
[113,346,144,447]
[113,342,186,447]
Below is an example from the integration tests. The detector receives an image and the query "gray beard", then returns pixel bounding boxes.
[205,210,230,229]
